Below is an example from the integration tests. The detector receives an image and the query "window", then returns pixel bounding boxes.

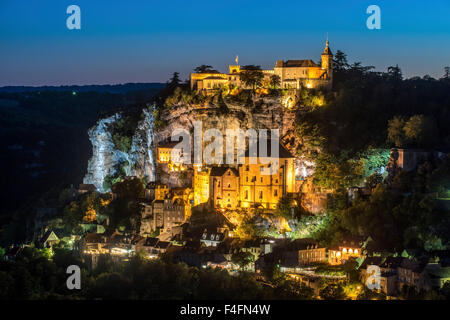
[274,190,278,197]
[260,177,263,183]
[227,183,231,188]
[245,190,248,200]
[246,176,249,182]
[259,191,263,199]
[246,165,249,171]
[275,179,278,184]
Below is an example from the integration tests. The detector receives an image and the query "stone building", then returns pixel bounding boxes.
[238,141,295,209]
[193,165,210,206]
[139,198,187,236]
[190,40,333,91]
[157,141,185,171]
[209,167,240,209]
[281,238,327,266]
[328,243,362,265]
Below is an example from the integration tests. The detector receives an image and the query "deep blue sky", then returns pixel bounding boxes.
[0,0,449,86]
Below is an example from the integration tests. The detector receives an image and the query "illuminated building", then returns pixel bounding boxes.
[193,165,210,206]
[328,244,362,265]
[155,184,169,200]
[157,141,185,171]
[190,40,333,91]
[209,167,239,209]
[238,141,295,209]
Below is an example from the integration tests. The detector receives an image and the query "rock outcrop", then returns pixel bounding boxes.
[83,109,155,192]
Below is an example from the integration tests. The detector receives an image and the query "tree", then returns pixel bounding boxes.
[387,116,407,147]
[403,115,438,148]
[443,66,450,80]
[269,74,281,89]
[276,196,294,220]
[387,65,403,81]
[365,172,383,189]
[240,65,264,90]
[113,177,145,199]
[319,282,346,300]
[272,278,315,299]
[194,65,215,73]
[167,72,181,88]
[231,251,255,270]
[333,50,349,72]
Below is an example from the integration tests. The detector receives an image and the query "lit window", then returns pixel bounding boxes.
[342,248,347,253]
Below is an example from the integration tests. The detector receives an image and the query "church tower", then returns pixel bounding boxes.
[321,39,333,81]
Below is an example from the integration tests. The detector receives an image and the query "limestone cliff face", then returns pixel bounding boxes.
[83,109,155,192]
[84,94,315,192]
[156,95,297,151]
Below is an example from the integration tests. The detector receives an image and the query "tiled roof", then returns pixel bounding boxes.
[210,167,239,177]
[78,184,97,192]
[244,139,294,158]
[144,237,159,247]
[283,59,319,68]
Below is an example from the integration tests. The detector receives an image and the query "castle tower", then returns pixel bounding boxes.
[321,39,333,81]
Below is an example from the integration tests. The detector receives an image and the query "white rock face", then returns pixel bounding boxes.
[126,108,155,181]
[83,108,155,192]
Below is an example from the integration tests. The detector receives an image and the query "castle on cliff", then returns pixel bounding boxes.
[190,40,333,92]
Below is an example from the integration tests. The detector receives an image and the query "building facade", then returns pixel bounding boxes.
[190,40,333,92]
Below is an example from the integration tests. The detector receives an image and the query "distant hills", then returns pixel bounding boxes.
[0,82,165,94]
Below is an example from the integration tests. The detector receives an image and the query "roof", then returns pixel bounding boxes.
[243,139,294,159]
[399,259,428,273]
[322,42,332,56]
[203,76,228,80]
[78,184,97,192]
[380,256,403,269]
[289,238,322,251]
[158,141,181,148]
[84,233,107,243]
[144,237,159,247]
[427,267,450,279]
[40,230,59,243]
[201,232,225,242]
[183,240,203,251]
[282,59,320,68]
[156,241,171,249]
[210,167,239,177]
[360,257,383,269]
[6,246,23,257]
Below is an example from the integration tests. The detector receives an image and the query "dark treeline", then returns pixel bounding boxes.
[0,246,316,300]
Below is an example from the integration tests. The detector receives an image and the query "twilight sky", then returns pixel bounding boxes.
[0,0,449,86]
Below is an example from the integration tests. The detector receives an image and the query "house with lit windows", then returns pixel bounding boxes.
[190,40,333,91]
[238,140,295,209]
